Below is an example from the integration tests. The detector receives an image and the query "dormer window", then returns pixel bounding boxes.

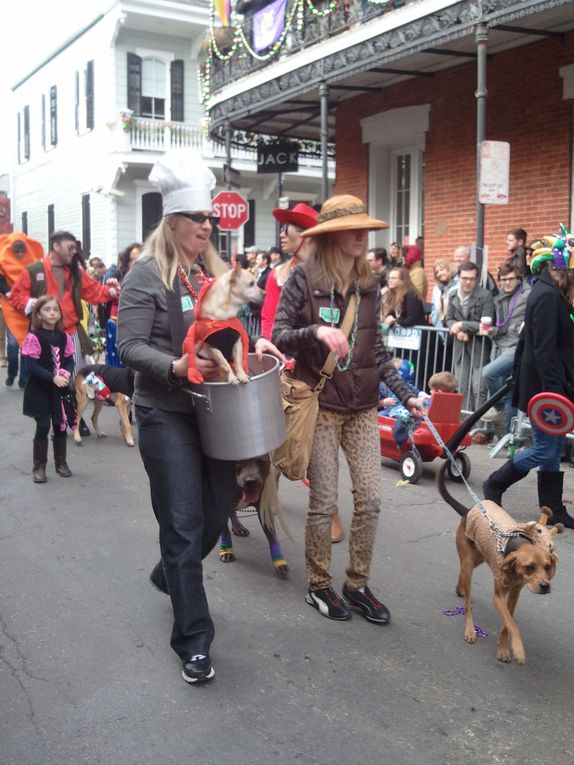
[127,52,184,122]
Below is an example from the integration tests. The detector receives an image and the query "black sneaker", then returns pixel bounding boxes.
[5,375,15,387]
[342,585,391,624]
[305,587,351,621]
[79,419,91,437]
[149,561,169,594]
[182,654,215,684]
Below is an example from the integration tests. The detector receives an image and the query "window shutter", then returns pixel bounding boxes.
[127,53,142,115]
[23,106,30,161]
[85,60,94,130]
[170,60,184,122]
[50,85,58,146]
[75,71,80,133]
[82,194,91,257]
[41,94,46,150]
[48,204,55,237]
[22,211,28,234]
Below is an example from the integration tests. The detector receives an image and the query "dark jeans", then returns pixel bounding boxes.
[136,405,238,660]
[7,329,29,386]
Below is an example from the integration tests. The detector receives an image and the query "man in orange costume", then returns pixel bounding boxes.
[0,232,44,387]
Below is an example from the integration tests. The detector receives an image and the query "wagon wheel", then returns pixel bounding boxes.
[447,451,471,484]
[399,452,423,484]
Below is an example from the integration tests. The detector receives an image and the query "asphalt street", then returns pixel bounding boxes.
[1,382,574,765]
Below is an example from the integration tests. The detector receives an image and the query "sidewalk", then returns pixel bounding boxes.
[1,382,573,765]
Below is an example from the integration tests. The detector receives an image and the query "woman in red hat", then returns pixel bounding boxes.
[261,203,318,340]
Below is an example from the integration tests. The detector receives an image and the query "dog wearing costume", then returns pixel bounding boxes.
[182,262,263,384]
[219,455,291,578]
[437,385,562,664]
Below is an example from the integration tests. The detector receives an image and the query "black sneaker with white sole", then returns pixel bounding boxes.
[342,584,391,624]
[182,654,215,684]
[305,587,351,621]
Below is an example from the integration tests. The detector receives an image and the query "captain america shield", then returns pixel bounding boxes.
[528,393,574,435]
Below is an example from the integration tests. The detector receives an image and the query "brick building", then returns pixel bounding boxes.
[205,0,574,279]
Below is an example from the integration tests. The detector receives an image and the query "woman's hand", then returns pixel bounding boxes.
[53,375,69,388]
[406,397,424,418]
[316,326,350,358]
[384,314,396,325]
[254,337,287,364]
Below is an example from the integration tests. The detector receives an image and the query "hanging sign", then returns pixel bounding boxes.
[257,141,299,174]
[479,141,510,205]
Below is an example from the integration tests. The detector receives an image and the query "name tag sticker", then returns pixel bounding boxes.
[181,295,194,312]
[36,273,45,281]
[319,306,340,324]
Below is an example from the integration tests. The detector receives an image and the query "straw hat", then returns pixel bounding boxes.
[301,195,388,238]
[272,202,318,230]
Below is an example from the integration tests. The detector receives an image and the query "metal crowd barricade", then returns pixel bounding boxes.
[385,324,492,416]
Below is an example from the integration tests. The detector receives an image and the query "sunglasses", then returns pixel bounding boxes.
[178,213,219,226]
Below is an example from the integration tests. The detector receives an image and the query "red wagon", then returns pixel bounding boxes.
[378,391,472,484]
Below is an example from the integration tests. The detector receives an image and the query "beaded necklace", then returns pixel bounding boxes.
[177,264,208,299]
[330,285,361,372]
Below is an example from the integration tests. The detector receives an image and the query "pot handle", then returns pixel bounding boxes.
[183,388,212,413]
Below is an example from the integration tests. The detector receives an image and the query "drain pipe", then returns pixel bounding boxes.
[475,22,488,274]
[320,82,329,203]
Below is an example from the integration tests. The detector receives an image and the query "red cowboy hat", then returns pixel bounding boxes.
[272,202,318,230]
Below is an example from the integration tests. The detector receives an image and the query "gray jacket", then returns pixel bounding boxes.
[117,254,198,412]
[446,285,495,366]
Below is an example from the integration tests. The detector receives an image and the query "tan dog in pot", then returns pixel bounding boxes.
[182,262,263,384]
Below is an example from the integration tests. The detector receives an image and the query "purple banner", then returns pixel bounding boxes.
[252,0,287,53]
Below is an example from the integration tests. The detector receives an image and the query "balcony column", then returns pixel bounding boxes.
[320,82,329,203]
[475,22,488,274]
[225,120,232,188]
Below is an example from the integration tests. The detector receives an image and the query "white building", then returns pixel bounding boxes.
[11,0,330,263]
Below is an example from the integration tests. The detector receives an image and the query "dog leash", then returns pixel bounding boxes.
[421,411,522,554]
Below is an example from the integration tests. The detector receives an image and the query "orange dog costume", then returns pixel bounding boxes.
[182,278,249,384]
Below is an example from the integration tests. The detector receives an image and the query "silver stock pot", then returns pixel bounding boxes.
[185,353,286,461]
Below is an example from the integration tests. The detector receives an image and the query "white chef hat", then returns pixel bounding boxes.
[149,149,216,216]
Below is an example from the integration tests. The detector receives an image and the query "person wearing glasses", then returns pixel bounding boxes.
[445,261,495,412]
[480,264,529,431]
[117,150,283,685]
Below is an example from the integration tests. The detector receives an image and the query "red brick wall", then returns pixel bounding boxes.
[334,31,574,278]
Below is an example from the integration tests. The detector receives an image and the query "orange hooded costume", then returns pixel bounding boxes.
[0,233,44,346]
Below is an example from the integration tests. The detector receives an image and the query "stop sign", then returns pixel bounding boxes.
[212,191,249,231]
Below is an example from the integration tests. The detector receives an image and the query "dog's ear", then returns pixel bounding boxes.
[501,552,521,585]
[229,260,242,284]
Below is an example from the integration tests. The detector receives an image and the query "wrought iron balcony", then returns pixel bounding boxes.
[205,0,413,98]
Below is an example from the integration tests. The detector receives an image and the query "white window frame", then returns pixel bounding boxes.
[136,48,174,121]
[389,147,424,246]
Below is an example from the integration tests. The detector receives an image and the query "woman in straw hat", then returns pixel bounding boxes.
[263,202,345,545]
[273,194,421,623]
[118,150,283,684]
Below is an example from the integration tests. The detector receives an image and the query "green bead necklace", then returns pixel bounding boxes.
[330,285,361,372]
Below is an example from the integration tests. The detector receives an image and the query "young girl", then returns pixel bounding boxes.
[22,295,76,483]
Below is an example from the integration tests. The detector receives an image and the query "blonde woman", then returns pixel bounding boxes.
[273,195,420,623]
[118,151,282,685]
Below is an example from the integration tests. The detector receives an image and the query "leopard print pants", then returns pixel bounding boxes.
[306,406,382,590]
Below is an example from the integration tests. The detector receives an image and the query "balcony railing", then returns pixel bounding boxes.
[206,0,416,97]
[114,113,331,168]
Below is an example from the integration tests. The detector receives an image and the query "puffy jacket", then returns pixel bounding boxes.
[272,262,414,413]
